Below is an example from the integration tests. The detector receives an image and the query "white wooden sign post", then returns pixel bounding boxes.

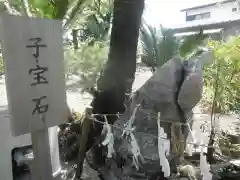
[1,13,67,180]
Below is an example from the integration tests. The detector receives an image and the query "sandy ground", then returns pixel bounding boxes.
[65,67,153,113]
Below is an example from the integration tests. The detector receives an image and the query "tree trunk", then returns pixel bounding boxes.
[72,29,79,50]
[76,0,145,178]
[97,0,144,92]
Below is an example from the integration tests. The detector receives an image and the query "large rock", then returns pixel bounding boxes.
[88,55,205,179]
[130,57,183,122]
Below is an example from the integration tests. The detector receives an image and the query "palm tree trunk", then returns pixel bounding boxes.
[76,0,145,178]
[97,0,145,92]
[92,0,145,164]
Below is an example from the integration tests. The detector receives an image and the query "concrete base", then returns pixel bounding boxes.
[0,106,61,180]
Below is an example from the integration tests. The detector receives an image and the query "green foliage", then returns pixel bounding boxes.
[8,0,88,26]
[202,36,240,113]
[9,0,113,41]
[158,27,179,66]
[139,23,208,71]
[64,41,109,92]
[179,29,208,58]
[139,22,178,71]
[64,0,90,28]
[27,0,60,18]
[78,0,113,43]
[10,0,66,18]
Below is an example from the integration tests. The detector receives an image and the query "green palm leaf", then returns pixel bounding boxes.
[139,21,178,71]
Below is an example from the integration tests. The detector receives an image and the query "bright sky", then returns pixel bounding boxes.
[144,0,221,28]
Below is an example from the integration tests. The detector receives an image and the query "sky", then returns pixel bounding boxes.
[144,0,221,28]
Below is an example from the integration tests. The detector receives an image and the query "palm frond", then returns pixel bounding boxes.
[139,21,178,69]
[63,0,88,28]
[179,28,208,58]
[140,27,155,66]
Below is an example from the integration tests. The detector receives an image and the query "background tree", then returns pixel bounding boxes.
[139,23,207,72]
[79,0,113,44]
[139,22,178,72]
[8,0,86,22]
[64,40,109,92]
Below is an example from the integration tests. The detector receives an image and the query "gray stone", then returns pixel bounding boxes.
[89,56,204,179]
[178,56,204,121]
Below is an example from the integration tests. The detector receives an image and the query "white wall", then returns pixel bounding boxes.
[185,1,239,22]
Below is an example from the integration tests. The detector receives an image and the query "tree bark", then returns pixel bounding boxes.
[76,0,145,178]
[72,29,79,50]
[92,0,145,163]
[97,0,145,93]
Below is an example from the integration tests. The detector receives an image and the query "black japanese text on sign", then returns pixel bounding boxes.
[26,38,49,117]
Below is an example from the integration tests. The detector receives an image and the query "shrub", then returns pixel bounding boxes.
[64,41,109,92]
[202,37,240,113]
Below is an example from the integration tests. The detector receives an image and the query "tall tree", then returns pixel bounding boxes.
[97,0,144,93]
[76,0,145,178]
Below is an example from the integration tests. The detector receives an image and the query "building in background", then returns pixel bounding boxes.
[171,0,240,40]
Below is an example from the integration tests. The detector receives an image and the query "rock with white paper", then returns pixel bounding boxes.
[87,54,206,179]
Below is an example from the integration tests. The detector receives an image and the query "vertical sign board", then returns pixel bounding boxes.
[1,14,67,180]
[1,14,67,136]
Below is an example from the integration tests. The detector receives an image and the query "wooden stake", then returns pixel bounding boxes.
[31,129,53,180]
[75,107,93,179]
